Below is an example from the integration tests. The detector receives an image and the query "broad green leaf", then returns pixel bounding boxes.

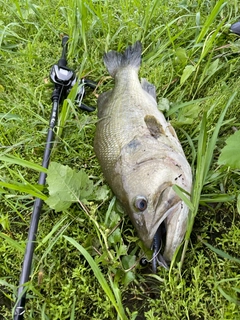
[157,97,170,112]
[123,270,135,286]
[108,228,122,244]
[0,113,21,121]
[46,162,93,212]
[116,244,128,257]
[175,47,188,64]
[121,255,136,270]
[180,65,195,85]
[92,185,109,201]
[218,130,240,169]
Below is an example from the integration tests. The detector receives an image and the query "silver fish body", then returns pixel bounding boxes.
[94,42,192,263]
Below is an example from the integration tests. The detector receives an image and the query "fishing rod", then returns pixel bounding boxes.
[14,35,95,320]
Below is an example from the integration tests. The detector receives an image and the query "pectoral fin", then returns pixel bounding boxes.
[144,115,165,139]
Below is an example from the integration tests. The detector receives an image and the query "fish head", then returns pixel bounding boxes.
[119,163,182,249]
[113,136,192,261]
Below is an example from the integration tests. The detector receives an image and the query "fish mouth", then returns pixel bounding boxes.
[149,186,183,272]
[151,222,169,273]
[138,188,182,272]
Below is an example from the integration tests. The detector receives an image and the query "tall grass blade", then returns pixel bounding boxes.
[63,235,128,320]
[36,215,69,249]
[166,97,209,117]
[141,0,160,41]
[0,155,47,173]
[199,237,240,264]
[179,92,237,270]
[67,0,88,56]
[203,92,237,183]
[195,0,227,44]
[172,185,194,211]
[218,286,240,306]
[0,232,25,254]
[70,296,76,320]
[56,82,81,139]
[0,181,47,200]
[35,219,72,271]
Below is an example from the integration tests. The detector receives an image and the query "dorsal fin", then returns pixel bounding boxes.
[141,78,156,100]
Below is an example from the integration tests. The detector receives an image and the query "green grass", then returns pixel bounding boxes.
[1,0,240,319]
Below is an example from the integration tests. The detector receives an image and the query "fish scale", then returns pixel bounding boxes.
[95,76,152,179]
[94,42,192,268]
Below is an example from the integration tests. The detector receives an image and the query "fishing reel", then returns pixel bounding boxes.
[49,35,95,112]
[230,21,240,36]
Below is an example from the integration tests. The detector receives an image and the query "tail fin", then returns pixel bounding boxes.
[103,41,142,77]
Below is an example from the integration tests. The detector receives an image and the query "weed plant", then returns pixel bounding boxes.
[0,0,240,319]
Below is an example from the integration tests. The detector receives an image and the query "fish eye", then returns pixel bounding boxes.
[134,196,148,211]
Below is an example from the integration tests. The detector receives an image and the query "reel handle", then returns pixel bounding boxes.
[58,35,69,67]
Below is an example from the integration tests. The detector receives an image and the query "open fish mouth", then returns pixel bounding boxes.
[151,223,169,273]
[140,222,169,273]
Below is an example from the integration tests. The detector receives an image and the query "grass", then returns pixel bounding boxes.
[0,0,240,319]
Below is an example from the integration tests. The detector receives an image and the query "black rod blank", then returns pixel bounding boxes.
[14,36,69,320]
[14,99,59,320]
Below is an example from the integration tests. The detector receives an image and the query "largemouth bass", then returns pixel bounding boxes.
[94,42,192,271]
